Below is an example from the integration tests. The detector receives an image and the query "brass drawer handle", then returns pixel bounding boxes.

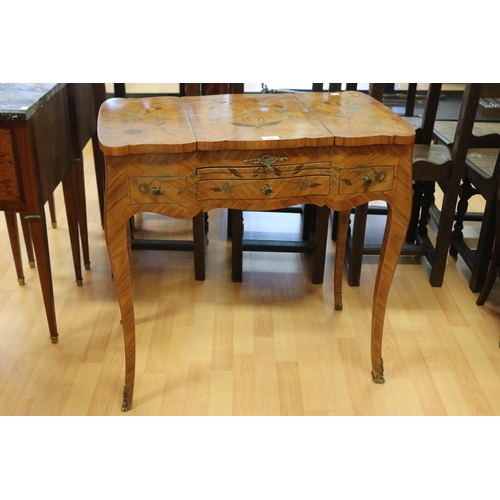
[361,175,372,187]
[261,183,273,196]
[151,185,164,195]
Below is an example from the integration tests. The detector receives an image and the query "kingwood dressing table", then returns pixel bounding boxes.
[98,91,415,411]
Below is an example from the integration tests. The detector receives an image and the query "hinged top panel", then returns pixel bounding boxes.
[98,97,197,155]
[295,91,415,146]
[181,93,334,150]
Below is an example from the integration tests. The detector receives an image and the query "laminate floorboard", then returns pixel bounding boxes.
[1,141,500,416]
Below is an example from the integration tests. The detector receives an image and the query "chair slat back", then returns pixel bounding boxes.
[419,83,443,144]
[451,84,500,181]
[454,84,500,149]
[480,84,500,98]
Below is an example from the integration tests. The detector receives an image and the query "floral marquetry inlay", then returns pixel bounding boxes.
[182,93,334,151]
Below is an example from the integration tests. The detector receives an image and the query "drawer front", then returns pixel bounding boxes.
[0,128,21,202]
[196,161,331,179]
[197,175,330,201]
[129,176,188,205]
[338,165,395,195]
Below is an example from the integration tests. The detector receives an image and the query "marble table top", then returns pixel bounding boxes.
[0,83,65,121]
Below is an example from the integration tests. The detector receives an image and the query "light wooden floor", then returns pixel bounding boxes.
[1,142,500,416]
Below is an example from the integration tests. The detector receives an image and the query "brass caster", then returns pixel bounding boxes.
[51,222,57,229]
[76,278,83,286]
[50,334,59,344]
[84,263,91,271]
[29,261,36,269]
[18,278,25,286]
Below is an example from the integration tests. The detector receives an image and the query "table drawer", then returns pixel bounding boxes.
[196,161,331,179]
[338,165,395,195]
[0,129,21,202]
[197,175,330,201]
[128,175,188,205]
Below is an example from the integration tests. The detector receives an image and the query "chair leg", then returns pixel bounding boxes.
[347,203,369,286]
[231,209,243,282]
[311,206,329,284]
[477,188,500,305]
[192,212,207,281]
[476,254,499,305]
[418,181,436,240]
[469,196,497,293]
[331,210,339,241]
[227,208,233,238]
[406,182,424,244]
[334,210,350,310]
[450,180,476,255]
[430,180,461,287]
[4,211,25,285]
[302,204,317,241]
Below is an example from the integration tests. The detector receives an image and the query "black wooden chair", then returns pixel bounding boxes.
[426,101,500,238]
[342,83,471,288]
[339,84,449,284]
[476,159,500,305]
[448,84,500,292]
[402,84,500,293]
[343,83,500,291]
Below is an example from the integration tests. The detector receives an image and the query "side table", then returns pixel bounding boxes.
[0,83,82,343]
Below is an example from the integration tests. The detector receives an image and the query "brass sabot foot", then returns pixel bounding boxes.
[121,385,133,412]
[371,358,385,384]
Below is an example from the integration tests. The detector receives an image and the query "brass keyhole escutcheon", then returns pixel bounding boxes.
[261,183,273,196]
[152,185,164,195]
[361,175,372,187]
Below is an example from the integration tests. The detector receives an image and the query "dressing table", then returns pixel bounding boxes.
[98,91,415,411]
